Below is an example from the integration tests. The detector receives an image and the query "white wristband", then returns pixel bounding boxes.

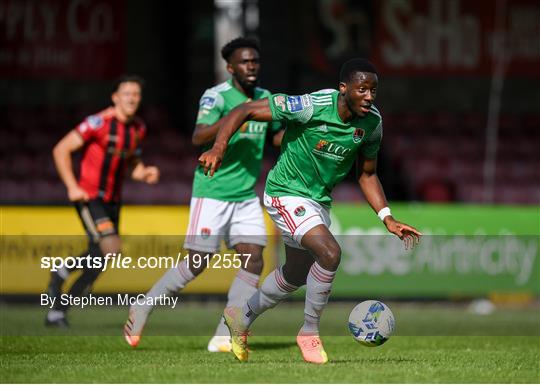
[377,207,392,221]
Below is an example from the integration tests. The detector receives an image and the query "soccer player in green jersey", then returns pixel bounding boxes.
[124,37,283,352]
[199,58,422,364]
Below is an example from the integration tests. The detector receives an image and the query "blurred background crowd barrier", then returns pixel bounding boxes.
[1,0,539,205]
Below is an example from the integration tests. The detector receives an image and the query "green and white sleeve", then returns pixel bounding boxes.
[268,93,314,124]
[196,89,225,125]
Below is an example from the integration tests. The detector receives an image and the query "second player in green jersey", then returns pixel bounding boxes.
[193,79,280,201]
[124,37,283,353]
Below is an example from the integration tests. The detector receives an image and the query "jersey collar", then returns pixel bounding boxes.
[228,78,258,101]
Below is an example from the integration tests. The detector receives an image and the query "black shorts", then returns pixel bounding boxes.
[75,199,120,242]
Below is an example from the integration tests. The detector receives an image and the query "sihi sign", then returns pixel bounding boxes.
[372,0,540,76]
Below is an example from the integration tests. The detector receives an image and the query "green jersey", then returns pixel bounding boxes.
[266,89,383,206]
[193,79,280,201]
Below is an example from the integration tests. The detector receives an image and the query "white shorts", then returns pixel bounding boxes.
[263,192,331,249]
[183,197,267,253]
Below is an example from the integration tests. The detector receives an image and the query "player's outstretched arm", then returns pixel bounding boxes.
[357,155,422,248]
[199,98,272,176]
[52,130,89,202]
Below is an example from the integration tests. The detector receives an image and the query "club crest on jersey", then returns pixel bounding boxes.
[87,115,103,130]
[200,227,211,239]
[273,95,286,111]
[294,206,306,217]
[353,127,365,143]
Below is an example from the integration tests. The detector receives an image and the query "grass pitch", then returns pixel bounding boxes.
[1,302,539,383]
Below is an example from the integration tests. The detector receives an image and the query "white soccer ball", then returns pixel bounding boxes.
[348,300,395,347]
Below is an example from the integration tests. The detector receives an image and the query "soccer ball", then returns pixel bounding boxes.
[348,300,395,347]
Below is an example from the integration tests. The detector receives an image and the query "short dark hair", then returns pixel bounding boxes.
[339,59,378,83]
[221,37,260,62]
[111,75,144,93]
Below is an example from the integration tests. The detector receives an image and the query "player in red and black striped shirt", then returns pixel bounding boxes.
[45,75,160,327]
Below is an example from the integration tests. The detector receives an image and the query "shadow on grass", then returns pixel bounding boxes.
[249,341,297,351]
[330,357,420,364]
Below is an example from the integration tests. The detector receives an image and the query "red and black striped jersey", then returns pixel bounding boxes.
[75,107,146,202]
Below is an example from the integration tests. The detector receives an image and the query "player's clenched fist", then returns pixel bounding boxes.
[198,147,224,177]
[67,185,89,202]
[131,163,160,184]
[142,166,160,184]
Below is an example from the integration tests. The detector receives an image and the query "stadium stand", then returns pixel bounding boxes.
[1,108,538,204]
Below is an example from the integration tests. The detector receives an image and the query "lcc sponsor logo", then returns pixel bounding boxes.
[239,122,266,135]
[314,140,351,159]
